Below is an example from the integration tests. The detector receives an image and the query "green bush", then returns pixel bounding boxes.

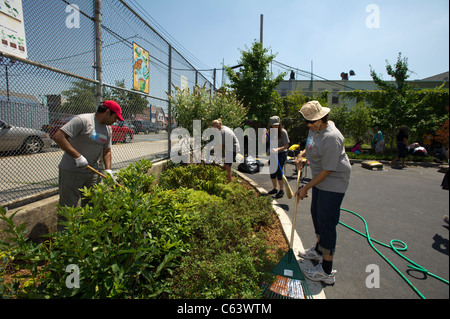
[158,163,228,195]
[159,163,275,298]
[1,160,202,298]
[1,160,280,299]
[346,151,435,163]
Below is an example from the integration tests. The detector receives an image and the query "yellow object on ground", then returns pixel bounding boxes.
[361,160,384,170]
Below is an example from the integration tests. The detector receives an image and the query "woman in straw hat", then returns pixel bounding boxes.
[295,100,351,285]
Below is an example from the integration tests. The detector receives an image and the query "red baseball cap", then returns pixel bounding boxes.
[104,100,124,121]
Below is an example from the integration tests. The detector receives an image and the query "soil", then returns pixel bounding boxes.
[234,175,289,252]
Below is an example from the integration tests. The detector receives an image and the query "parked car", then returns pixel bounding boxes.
[132,119,159,134]
[46,116,134,143]
[0,119,52,154]
[123,120,137,134]
[111,122,134,143]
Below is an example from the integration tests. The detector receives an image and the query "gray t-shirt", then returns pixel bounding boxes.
[268,128,290,153]
[221,125,240,153]
[305,121,351,193]
[277,128,290,153]
[59,113,112,171]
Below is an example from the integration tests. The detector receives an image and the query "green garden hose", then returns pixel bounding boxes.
[339,208,449,299]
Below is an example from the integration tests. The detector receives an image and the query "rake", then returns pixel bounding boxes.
[262,169,312,299]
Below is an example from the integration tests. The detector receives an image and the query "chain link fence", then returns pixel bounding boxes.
[1,0,214,208]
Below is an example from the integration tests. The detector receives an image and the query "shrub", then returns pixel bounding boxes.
[1,160,200,298]
[158,163,228,195]
[160,163,276,298]
[1,161,279,299]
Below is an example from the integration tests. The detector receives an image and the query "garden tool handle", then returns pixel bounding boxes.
[289,170,302,248]
[87,165,124,188]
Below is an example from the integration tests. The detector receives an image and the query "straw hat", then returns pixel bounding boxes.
[299,101,330,121]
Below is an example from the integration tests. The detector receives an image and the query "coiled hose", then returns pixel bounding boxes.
[339,208,449,299]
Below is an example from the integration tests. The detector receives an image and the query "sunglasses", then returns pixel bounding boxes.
[303,118,318,125]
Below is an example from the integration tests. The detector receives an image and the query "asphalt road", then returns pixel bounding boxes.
[237,160,449,299]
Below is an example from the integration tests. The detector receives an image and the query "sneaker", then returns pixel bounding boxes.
[303,263,336,285]
[298,246,323,263]
[274,190,284,199]
[267,188,278,195]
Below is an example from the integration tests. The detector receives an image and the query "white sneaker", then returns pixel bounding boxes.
[303,264,336,285]
[298,247,323,263]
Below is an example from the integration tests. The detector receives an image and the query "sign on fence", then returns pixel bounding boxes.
[132,42,149,94]
[0,0,27,59]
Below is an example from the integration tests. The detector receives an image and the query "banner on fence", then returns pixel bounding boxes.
[0,0,27,59]
[132,42,149,94]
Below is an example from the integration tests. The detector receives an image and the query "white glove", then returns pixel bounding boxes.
[75,155,88,168]
[105,169,116,182]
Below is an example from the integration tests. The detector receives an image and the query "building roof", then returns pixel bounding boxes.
[421,71,449,82]
[0,90,40,104]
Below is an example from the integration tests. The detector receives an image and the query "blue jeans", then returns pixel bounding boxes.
[270,151,287,180]
[310,187,345,256]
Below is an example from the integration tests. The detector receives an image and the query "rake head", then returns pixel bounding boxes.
[262,249,312,299]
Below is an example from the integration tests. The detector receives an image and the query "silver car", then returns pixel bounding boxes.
[0,120,52,154]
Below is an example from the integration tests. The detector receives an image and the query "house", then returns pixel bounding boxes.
[154,106,167,129]
[276,71,449,108]
[0,90,48,129]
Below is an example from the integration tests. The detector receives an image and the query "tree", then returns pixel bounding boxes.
[280,90,328,144]
[225,41,285,125]
[346,101,372,143]
[371,52,411,97]
[342,53,449,148]
[435,106,449,148]
[103,80,148,119]
[61,80,149,120]
[169,85,247,135]
[369,52,412,147]
[61,81,97,114]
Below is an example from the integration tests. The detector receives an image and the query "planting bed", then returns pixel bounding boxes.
[1,160,288,299]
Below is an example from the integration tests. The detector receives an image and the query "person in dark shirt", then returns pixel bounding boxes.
[390,126,408,168]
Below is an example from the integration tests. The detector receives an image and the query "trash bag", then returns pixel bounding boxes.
[238,156,262,174]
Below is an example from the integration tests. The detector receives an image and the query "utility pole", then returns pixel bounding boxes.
[308,60,313,96]
[168,45,172,154]
[94,0,102,107]
[260,14,263,46]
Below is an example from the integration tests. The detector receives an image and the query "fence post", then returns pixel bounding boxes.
[94,0,103,107]
[168,44,172,155]
[213,68,216,92]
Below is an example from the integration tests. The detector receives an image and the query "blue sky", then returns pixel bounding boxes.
[130,0,449,83]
